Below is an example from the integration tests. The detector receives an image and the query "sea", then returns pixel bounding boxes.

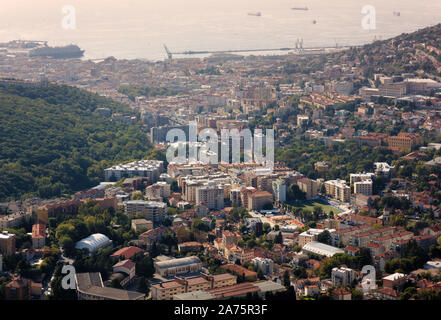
[0,0,440,61]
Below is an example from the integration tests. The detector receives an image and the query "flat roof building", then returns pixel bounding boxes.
[154,256,203,277]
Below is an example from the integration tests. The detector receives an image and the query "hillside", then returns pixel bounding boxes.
[0,81,161,201]
[330,23,441,78]
[280,23,441,84]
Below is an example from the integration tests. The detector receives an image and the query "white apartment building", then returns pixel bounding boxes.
[272,179,286,203]
[332,267,356,286]
[145,181,171,200]
[195,184,224,210]
[252,257,274,275]
[354,179,373,196]
[104,160,163,182]
[374,162,394,178]
[349,173,375,184]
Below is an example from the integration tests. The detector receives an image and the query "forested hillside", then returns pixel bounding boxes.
[0,82,161,201]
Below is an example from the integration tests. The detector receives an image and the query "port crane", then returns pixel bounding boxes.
[163,44,173,59]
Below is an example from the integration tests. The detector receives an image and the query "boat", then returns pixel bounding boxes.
[248,12,262,17]
[29,44,84,59]
[291,6,308,11]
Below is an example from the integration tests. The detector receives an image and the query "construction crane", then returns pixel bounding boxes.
[163,44,173,59]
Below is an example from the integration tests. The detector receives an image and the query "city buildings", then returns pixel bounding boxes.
[252,257,274,275]
[31,223,46,249]
[354,180,373,196]
[195,183,224,210]
[272,179,286,203]
[331,267,356,286]
[124,200,167,224]
[154,256,203,277]
[247,191,273,210]
[104,160,163,182]
[297,178,319,200]
[324,180,351,203]
[75,272,145,300]
[0,231,16,256]
[152,273,237,300]
[131,219,153,232]
[387,133,422,151]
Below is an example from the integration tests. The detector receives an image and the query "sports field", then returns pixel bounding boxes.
[287,200,341,214]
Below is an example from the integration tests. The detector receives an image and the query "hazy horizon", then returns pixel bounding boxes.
[0,0,440,60]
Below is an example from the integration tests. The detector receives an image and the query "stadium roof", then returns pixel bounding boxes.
[75,233,111,252]
[302,241,344,257]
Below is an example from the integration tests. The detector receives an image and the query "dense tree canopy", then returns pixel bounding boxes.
[0,83,159,201]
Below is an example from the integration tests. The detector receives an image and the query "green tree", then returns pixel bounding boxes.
[136,277,150,295]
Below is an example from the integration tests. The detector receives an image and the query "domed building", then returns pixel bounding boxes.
[75,233,112,253]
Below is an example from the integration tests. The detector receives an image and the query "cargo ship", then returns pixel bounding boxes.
[248,12,262,17]
[291,6,308,10]
[29,44,84,59]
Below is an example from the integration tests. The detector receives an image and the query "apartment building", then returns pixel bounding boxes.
[0,231,16,256]
[325,179,351,203]
[31,223,46,249]
[248,191,273,210]
[104,160,163,182]
[331,267,356,286]
[124,200,166,224]
[230,247,255,264]
[297,178,319,200]
[272,179,286,203]
[350,227,395,248]
[252,257,274,275]
[145,182,171,200]
[371,230,414,249]
[354,180,373,196]
[350,173,375,184]
[330,224,371,246]
[195,184,224,210]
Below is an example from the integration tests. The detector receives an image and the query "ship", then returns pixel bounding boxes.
[29,44,84,59]
[248,12,262,17]
[291,6,308,10]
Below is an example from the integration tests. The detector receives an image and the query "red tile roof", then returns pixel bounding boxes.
[111,246,143,260]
